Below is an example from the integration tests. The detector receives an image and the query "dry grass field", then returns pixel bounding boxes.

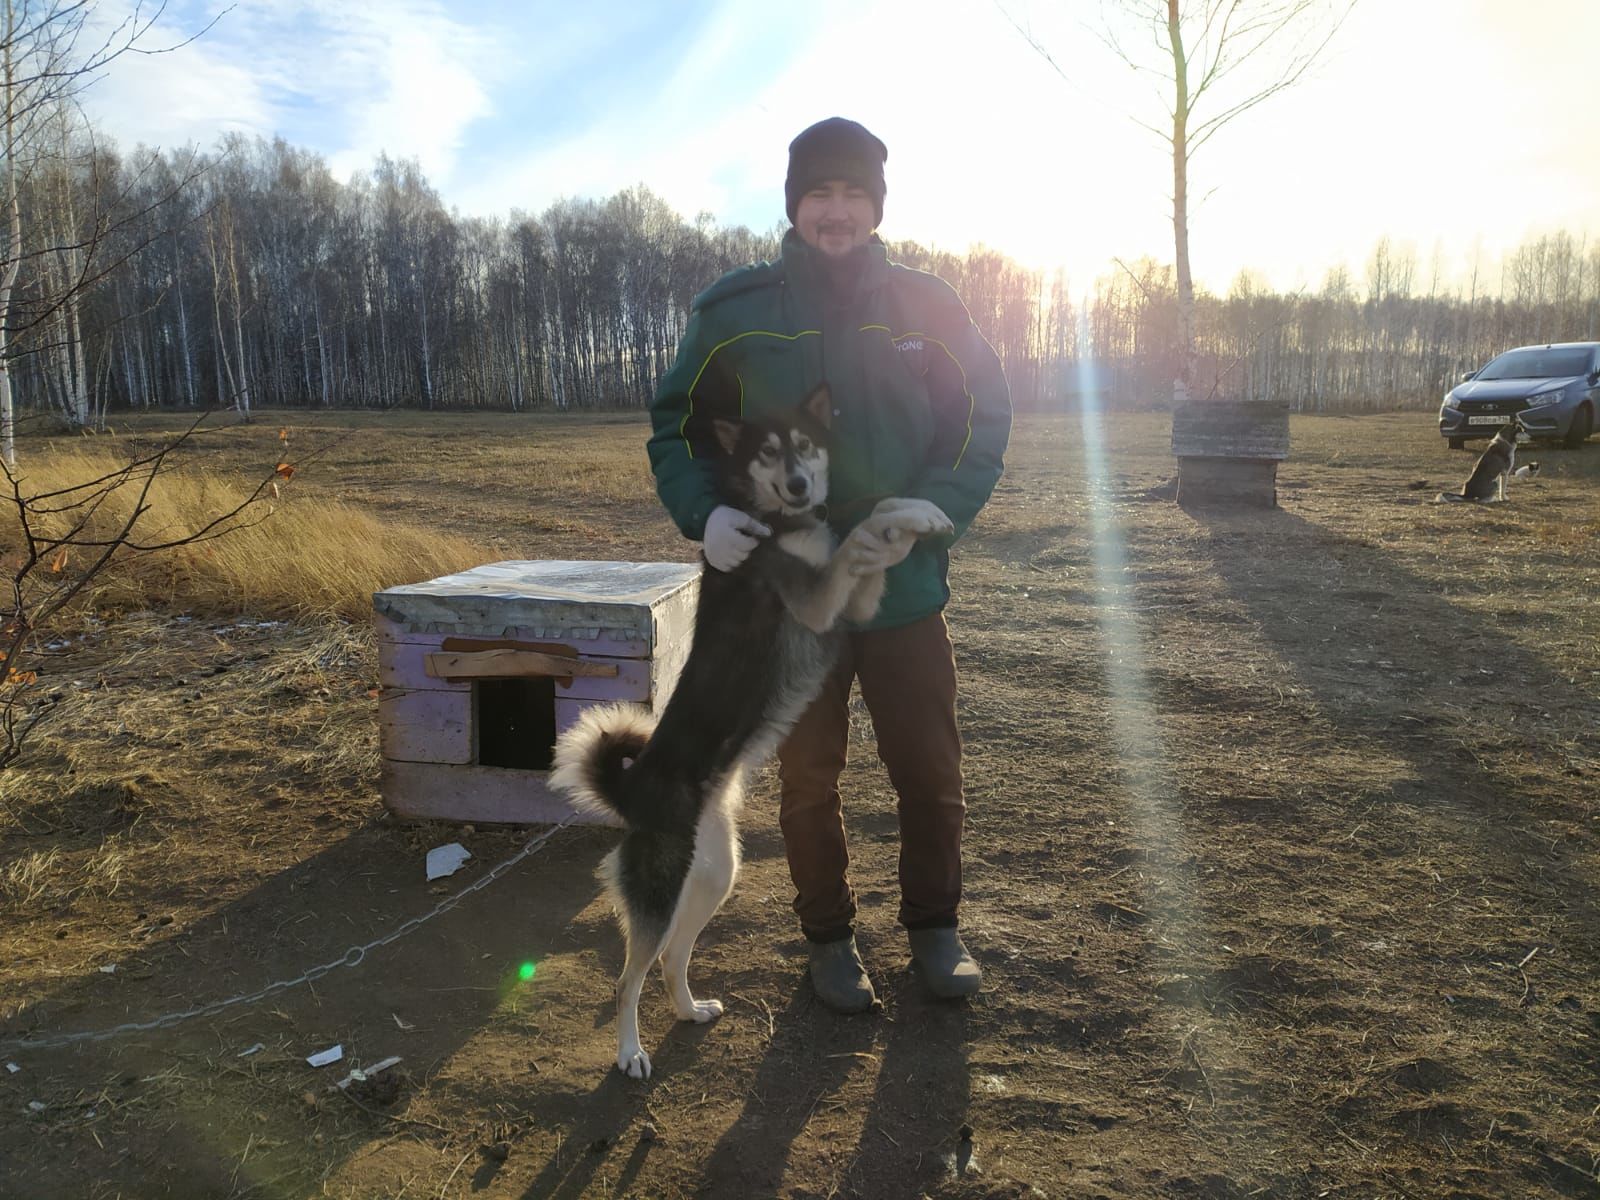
[0,407,1597,1199]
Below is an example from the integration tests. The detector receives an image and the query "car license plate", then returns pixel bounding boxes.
[1467,415,1507,425]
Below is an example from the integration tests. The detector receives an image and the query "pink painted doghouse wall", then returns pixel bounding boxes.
[373,561,700,826]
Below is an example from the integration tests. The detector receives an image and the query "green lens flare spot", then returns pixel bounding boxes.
[518,961,537,983]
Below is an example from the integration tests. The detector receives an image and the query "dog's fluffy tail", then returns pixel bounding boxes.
[549,703,657,824]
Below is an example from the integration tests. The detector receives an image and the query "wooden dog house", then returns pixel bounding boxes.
[1171,400,1290,507]
[373,560,700,826]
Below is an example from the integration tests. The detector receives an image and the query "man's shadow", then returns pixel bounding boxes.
[845,971,974,1197]
[692,953,972,1199]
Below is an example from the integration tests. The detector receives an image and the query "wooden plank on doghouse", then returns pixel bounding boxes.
[425,649,621,681]
[378,637,468,692]
[385,643,649,700]
[432,639,650,700]
[562,660,651,702]
[380,759,621,828]
[379,689,472,764]
[377,615,658,660]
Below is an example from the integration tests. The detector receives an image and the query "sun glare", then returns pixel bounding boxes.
[1074,306,1203,956]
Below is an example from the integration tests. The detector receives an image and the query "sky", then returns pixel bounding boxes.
[79,0,1600,296]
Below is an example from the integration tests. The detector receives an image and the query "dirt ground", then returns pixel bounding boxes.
[1,409,1597,1199]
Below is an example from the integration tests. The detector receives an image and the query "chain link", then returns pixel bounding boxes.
[0,818,576,1055]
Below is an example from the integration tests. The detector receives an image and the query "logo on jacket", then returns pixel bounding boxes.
[897,339,923,353]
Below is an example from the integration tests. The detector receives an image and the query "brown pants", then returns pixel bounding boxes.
[776,612,965,942]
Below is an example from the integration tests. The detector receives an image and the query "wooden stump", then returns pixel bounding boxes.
[1171,400,1290,509]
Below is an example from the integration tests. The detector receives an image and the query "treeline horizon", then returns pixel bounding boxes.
[12,132,1600,423]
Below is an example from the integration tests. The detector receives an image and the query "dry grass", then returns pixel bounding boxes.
[0,844,61,905]
[3,446,495,621]
[0,834,126,909]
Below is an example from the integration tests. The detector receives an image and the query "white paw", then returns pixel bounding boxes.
[870,498,954,539]
[616,1044,652,1079]
[675,998,724,1023]
[908,510,955,538]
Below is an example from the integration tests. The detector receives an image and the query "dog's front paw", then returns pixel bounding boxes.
[616,1044,652,1079]
[870,498,954,539]
[675,998,724,1023]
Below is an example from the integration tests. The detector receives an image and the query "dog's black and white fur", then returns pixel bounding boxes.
[550,384,952,1078]
[1443,417,1539,502]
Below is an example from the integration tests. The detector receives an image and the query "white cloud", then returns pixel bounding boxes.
[76,8,276,151]
[443,1,809,225]
[311,2,500,185]
[80,0,501,183]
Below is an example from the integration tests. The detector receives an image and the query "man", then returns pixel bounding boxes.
[646,117,1010,1011]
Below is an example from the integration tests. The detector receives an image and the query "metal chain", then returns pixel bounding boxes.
[0,818,577,1055]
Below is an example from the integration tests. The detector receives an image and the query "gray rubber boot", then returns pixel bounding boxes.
[807,935,877,1013]
[908,928,982,998]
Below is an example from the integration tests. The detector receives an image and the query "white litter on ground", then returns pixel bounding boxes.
[97,964,117,975]
[334,1056,402,1090]
[5,1063,18,1074]
[426,843,472,881]
[305,1045,343,1068]
[237,1043,264,1058]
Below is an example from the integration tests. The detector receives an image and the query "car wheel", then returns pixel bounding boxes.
[1563,404,1593,449]
[1447,437,1465,449]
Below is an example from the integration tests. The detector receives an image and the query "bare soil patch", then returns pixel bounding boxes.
[1,410,1596,1198]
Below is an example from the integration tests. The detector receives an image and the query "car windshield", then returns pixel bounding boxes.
[1476,348,1593,380]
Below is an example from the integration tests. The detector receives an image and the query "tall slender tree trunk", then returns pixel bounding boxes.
[0,5,20,468]
[67,291,88,423]
[1168,0,1195,405]
[174,232,196,407]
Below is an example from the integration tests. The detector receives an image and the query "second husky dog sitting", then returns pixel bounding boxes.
[550,383,953,1079]
[1448,417,1538,502]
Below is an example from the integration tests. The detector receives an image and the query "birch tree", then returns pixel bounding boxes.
[0,0,214,462]
[1011,0,1355,403]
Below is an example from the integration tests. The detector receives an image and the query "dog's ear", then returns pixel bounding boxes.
[803,383,832,429]
[712,418,742,456]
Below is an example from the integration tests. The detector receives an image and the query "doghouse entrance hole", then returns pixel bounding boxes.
[476,677,557,770]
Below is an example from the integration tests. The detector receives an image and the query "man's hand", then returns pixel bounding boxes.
[702,504,771,572]
[844,499,955,576]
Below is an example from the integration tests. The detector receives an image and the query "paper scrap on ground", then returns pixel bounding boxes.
[27,1101,45,1112]
[237,1043,264,1058]
[5,1063,18,1074]
[305,1044,343,1068]
[98,964,117,974]
[335,1056,402,1090]
[426,843,471,881]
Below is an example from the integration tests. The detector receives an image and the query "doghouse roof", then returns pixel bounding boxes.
[374,560,700,645]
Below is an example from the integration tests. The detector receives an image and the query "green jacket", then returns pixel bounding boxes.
[647,231,1011,630]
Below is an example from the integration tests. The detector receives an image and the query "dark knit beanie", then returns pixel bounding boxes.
[784,117,887,227]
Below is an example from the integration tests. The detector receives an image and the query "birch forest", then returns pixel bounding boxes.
[11,133,1600,424]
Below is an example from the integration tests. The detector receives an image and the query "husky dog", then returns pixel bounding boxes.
[550,384,953,1079]
[1443,418,1538,502]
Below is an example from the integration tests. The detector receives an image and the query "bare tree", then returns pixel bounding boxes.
[0,1,220,463]
[0,415,285,768]
[1008,0,1355,404]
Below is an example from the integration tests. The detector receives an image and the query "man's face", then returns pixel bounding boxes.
[794,180,875,257]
